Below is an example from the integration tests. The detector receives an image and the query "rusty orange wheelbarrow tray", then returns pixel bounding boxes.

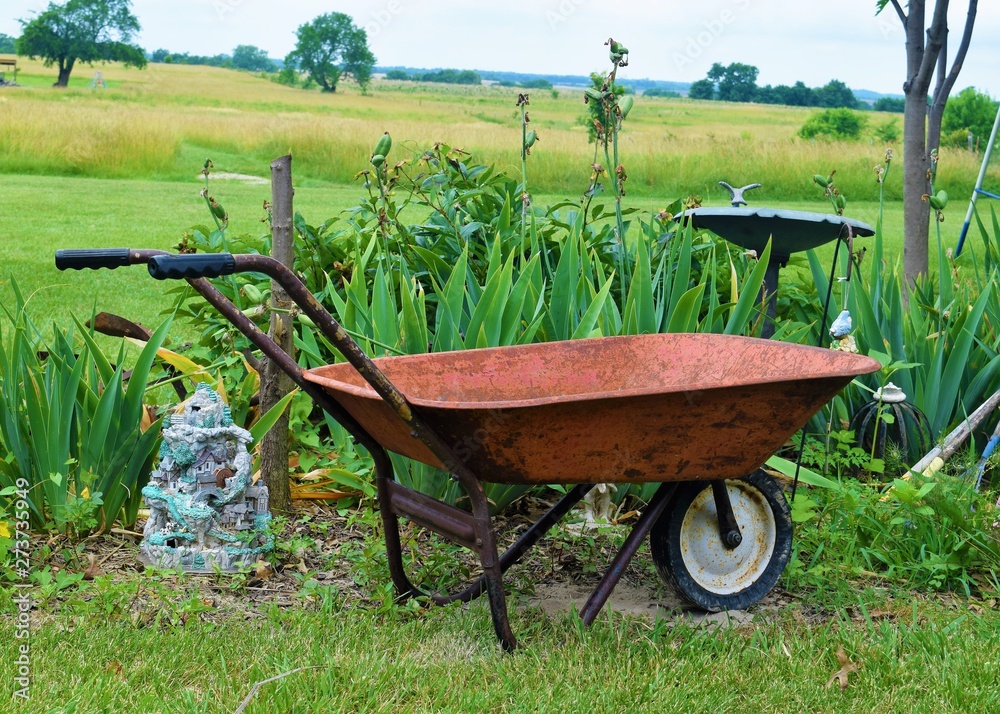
[56,249,880,650]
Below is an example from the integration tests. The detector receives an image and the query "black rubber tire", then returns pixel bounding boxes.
[649,470,792,612]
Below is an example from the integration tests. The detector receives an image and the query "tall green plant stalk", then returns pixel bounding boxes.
[517,93,532,251]
[587,38,631,309]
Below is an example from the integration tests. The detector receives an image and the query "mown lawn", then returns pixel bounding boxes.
[2,595,998,712]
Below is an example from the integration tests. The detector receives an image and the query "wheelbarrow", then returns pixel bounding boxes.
[55,248,880,650]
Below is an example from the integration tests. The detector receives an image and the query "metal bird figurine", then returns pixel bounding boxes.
[719,181,762,207]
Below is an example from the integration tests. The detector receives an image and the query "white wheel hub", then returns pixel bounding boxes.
[678,481,777,595]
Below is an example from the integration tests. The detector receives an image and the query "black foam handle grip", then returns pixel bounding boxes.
[148,254,237,280]
[55,248,132,271]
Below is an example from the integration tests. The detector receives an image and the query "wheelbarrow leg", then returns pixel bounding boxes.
[445,484,593,604]
[579,482,677,626]
[373,447,423,601]
[373,446,517,650]
[468,482,518,651]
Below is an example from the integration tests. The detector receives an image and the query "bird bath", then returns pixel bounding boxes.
[682,206,874,338]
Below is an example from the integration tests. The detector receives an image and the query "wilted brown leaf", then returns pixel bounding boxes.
[869,609,897,622]
[826,645,858,691]
[254,559,272,580]
[105,661,124,676]
[83,554,103,581]
[296,560,309,575]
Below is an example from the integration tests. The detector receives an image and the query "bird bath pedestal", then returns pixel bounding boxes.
[683,207,874,338]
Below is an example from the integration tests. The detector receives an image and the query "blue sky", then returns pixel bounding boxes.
[4,0,999,95]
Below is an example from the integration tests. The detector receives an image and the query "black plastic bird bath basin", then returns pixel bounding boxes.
[680,207,875,338]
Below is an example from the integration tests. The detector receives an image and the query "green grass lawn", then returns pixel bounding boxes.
[2,596,998,712]
[1,174,367,335]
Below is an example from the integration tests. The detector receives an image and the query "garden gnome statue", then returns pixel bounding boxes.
[140,384,273,572]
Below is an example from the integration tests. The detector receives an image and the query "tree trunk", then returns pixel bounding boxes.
[899,0,936,285]
[902,95,931,283]
[260,154,296,514]
[898,0,977,284]
[54,58,74,87]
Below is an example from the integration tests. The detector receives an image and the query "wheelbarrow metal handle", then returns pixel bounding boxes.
[55,248,133,271]
[148,254,237,281]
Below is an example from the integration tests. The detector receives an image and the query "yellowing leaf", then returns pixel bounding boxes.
[0,521,11,539]
[127,338,212,383]
[826,645,858,691]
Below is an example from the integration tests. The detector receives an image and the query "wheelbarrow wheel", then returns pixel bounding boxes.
[649,470,791,612]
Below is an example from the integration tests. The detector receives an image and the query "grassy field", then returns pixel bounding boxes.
[3,594,999,712]
[2,58,996,202]
[2,57,988,336]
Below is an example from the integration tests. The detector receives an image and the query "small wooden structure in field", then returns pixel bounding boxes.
[0,55,17,85]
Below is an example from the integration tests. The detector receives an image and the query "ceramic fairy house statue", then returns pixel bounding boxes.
[140,384,272,571]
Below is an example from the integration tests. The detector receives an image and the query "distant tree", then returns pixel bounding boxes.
[716,62,758,102]
[873,96,906,113]
[687,78,715,100]
[150,47,169,63]
[232,45,276,73]
[874,117,901,143]
[285,12,375,92]
[755,85,778,104]
[385,68,409,80]
[815,79,858,108]
[0,33,17,53]
[942,86,998,148]
[706,62,726,86]
[694,62,758,102]
[643,87,679,98]
[799,108,867,141]
[419,68,481,85]
[275,66,298,86]
[520,78,552,90]
[17,0,146,87]
[786,81,817,107]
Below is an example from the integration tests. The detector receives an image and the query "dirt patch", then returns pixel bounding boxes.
[198,172,269,185]
[525,580,775,628]
[21,498,790,629]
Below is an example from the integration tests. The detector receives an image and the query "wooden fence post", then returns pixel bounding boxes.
[261,154,295,513]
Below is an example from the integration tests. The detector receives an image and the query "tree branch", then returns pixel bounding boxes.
[890,0,907,27]
[938,0,979,101]
[914,0,950,93]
